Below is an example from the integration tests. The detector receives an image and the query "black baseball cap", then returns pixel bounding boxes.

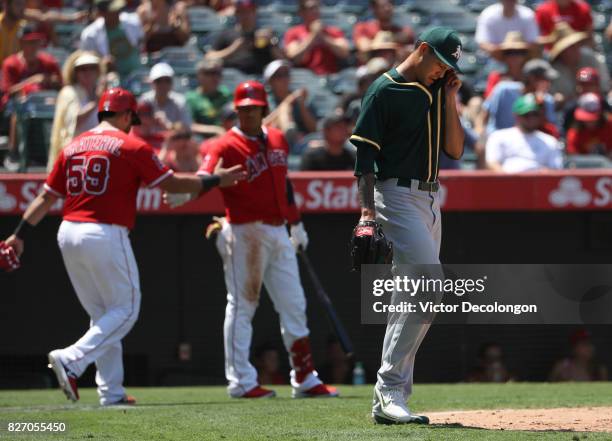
[418,26,463,73]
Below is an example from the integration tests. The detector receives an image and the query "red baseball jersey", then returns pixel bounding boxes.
[198,126,300,225]
[45,127,173,229]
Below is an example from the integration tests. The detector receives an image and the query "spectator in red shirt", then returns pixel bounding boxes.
[130,101,169,151]
[562,67,611,132]
[566,92,612,156]
[536,0,592,43]
[1,24,61,170]
[158,128,202,172]
[353,0,414,64]
[283,0,350,75]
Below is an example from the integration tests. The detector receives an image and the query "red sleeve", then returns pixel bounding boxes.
[326,26,345,39]
[353,22,367,45]
[1,57,20,92]
[484,71,501,99]
[535,3,554,36]
[130,142,173,187]
[578,1,593,29]
[283,26,300,48]
[198,142,222,175]
[44,151,67,197]
[565,128,579,154]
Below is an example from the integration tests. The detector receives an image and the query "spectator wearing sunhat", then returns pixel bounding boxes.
[367,31,401,67]
[485,93,562,172]
[48,51,103,170]
[566,93,612,156]
[548,22,610,103]
[206,0,283,75]
[562,67,611,132]
[353,0,414,64]
[186,58,232,138]
[79,0,143,79]
[483,31,532,99]
[262,59,317,150]
[140,62,192,130]
[300,110,355,171]
[535,0,593,44]
[475,0,540,59]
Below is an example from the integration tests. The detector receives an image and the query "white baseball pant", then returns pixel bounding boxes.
[215,221,321,397]
[374,179,442,401]
[54,220,141,405]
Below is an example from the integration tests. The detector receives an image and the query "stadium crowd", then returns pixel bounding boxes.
[1,0,611,173]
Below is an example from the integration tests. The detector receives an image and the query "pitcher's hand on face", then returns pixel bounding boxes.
[214,158,247,187]
[445,70,462,96]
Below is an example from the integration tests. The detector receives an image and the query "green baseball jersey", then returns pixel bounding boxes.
[350,68,447,182]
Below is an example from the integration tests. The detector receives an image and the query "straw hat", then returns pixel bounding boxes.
[547,22,589,61]
[499,31,530,52]
[370,31,399,52]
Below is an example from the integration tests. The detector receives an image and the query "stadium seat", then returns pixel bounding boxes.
[327,67,358,95]
[309,91,340,119]
[290,68,327,94]
[123,68,152,97]
[54,22,85,50]
[564,154,612,169]
[16,92,57,170]
[220,68,249,93]
[152,46,202,76]
[45,46,70,68]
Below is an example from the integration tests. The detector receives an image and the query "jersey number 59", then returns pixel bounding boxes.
[67,155,111,195]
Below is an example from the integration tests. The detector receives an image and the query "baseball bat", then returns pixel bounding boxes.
[298,248,354,357]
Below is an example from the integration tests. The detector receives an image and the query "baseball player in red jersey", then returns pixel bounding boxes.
[167,81,338,399]
[4,88,245,406]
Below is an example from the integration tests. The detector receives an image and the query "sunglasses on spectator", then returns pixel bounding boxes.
[504,49,528,56]
[521,111,540,118]
[203,70,222,76]
[76,65,99,71]
[154,77,173,84]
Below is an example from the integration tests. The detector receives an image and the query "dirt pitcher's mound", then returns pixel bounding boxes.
[428,407,612,432]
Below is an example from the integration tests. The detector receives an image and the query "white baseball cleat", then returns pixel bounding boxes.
[372,386,429,425]
[47,350,79,402]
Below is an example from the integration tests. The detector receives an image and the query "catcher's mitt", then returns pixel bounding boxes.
[350,220,393,272]
[0,241,20,272]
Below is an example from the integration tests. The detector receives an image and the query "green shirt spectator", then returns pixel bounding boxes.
[187,59,232,138]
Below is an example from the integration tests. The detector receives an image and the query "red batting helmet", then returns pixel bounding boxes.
[98,87,141,125]
[234,80,268,108]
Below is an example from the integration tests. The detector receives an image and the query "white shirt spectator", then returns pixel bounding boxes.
[476,3,540,45]
[486,126,563,172]
[79,12,143,56]
[140,90,192,128]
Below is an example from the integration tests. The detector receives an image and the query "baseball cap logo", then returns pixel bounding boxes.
[452,45,462,60]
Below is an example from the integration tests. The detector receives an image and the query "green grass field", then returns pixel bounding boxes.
[1,383,611,440]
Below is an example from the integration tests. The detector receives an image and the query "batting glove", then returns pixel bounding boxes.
[164,192,194,209]
[290,222,309,252]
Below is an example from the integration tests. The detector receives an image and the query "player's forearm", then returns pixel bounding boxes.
[358,174,376,221]
[444,96,465,160]
[21,191,58,227]
[160,174,219,194]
